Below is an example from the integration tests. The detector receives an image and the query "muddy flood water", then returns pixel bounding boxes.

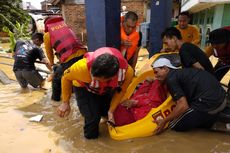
[0,49,230,153]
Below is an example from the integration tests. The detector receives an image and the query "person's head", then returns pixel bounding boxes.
[32,32,44,46]
[208,28,229,51]
[91,53,119,82]
[178,11,190,29]
[123,11,138,35]
[161,27,182,51]
[152,58,178,82]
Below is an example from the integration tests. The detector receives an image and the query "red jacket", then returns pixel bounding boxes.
[46,17,85,62]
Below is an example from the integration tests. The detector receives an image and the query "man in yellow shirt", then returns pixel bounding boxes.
[57,47,134,139]
[161,12,200,53]
[176,11,200,46]
[43,16,87,101]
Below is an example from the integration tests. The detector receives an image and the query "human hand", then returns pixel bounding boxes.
[121,99,138,108]
[46,73,54,82]
[57,103,71,117]
[108,111,115,124]
[122,40,132,48]
[154,117,167,135]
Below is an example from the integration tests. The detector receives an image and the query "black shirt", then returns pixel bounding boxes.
[166,68,225,112]
[13,40,45,71]
[179,43,214,74]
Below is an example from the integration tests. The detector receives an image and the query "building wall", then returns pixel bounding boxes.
[222,4,230,26]
[121,0,145,22]
[62,4,87,44]
[60,0,145,45]
[213,4,224,30]
[193,3,230,48]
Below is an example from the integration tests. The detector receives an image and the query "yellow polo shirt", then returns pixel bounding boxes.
[176,24,200,46]
[61,58,134,112]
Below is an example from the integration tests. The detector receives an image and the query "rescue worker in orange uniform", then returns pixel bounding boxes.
[121,11,142,70]
[43,16,87,101]
[57,47,134,139]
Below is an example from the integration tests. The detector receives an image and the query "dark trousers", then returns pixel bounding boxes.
[51,55,83,101]
[73,87,112,139]
[169,108,217,131]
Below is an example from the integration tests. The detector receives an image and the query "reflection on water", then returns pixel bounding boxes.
[0,83,230,153]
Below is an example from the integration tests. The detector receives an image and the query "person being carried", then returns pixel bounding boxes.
[57,47,134,139]
[205,26,230,81]
[13,33,52,89]
[152,58,227,134]
[121,11,142,69]
[44,16,87,101]
[113,79,168,126]
[161,27,214,74]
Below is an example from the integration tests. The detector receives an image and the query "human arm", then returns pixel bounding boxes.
[154,96,189,134]
[43,32,55,65]
[121,39,133,48]
[192,62,205,70]
[108,65,134,123]
[129,32,142,69]
[57,58,91,117]
[130,47,140,69]
[204,45,214,58]
[41,58,52,71]
[191,25,201,46]
[180,44,205,69]
[121,99,138,108]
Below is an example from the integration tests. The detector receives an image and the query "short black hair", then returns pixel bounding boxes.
[124,11,138,22]
[179,11,190,18]
[32,32,44,42]
[91,53,119,79]
[161,27,182,40]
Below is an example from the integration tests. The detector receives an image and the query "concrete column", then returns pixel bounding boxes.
[149,0,172,57]
[85,0,121,51]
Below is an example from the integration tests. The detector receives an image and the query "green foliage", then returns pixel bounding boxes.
[0,0,31,52]
[2,21,31,52]
[0,0,30,31]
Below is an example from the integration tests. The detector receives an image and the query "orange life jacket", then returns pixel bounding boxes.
[120,23,140,61]
[47,19,85,63]
[78,47,128,95]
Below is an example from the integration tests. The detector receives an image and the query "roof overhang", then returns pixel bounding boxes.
[181,0,230,13]
[49,0,61,5]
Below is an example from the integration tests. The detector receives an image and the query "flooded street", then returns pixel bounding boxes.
[0,50,230,153]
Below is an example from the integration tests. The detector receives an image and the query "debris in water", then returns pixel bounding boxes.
[29,115,43,122]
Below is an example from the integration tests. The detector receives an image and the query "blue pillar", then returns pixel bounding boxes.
[149,0,172,57]
[85,0,121,51]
